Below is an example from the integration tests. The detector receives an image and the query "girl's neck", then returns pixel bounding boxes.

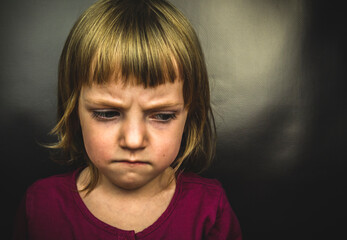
[76,167,177,233]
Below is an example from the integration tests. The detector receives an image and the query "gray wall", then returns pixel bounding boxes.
[1,0,346,239]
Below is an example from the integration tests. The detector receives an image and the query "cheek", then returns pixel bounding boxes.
[155,115,187,162]
[152,127,184,164]
[81,123,116,165]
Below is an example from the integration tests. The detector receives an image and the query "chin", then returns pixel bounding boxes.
[109,173,148,190]
[115,180,147,191]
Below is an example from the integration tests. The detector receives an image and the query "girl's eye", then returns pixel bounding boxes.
[92,111,120,120]
[151,113,176,122]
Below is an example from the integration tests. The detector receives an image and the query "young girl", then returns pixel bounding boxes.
[14,0,241,239]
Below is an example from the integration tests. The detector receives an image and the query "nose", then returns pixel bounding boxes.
[119,117,147,151]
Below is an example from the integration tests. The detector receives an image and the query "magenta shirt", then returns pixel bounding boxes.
[14,169,242,240]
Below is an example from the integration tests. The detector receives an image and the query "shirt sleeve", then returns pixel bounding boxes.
[12,193,28,240]
[206,189,242,240]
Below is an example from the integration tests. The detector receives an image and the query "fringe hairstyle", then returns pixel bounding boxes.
[49,0,216,192]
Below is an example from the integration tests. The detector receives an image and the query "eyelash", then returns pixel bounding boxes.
[91,111,177,123]
[151,113,177,122]
[92,111,120,120]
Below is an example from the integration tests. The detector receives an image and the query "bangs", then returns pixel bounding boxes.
[80,0,186,87]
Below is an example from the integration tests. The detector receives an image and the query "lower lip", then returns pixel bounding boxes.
[116,161,148,166]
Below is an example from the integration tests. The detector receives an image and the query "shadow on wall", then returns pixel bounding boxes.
[201,0,347,239]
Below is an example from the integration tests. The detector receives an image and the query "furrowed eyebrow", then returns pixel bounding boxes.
[143,103,184,111]
[83,98,184,111]
[83,99,124,108]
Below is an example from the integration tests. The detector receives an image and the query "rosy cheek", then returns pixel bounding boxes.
[82,128,111,164]
[155,134,182,162]
[85,142,109,166]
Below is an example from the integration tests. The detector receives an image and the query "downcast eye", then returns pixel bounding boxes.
[152,113,176,122]
[92,111,120,120]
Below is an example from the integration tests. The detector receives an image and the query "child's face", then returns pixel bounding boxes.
[78,78,187,190]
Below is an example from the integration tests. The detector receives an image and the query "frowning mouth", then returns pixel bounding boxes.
[112,160,149,165]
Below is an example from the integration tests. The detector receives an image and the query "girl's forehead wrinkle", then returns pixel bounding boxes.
[82,81,184,110]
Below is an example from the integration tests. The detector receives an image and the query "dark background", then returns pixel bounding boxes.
[1,0,346,239]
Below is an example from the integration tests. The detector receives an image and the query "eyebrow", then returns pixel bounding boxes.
[83,98,122,108]
[83,98,184,111]
[144,102,184,111]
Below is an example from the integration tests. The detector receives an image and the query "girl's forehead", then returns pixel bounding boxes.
[80,80,185,108]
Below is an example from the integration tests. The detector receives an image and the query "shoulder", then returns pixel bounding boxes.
[179,172,222,185]
[21,170,92,238]
[27,170,76,196]
[178,172,225,196]
[24,170,80,225]
[176,172,230,212]
[25,169,78,213]
[172,172,242,239]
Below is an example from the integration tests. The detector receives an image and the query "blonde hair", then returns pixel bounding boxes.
[50,0,216,191]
